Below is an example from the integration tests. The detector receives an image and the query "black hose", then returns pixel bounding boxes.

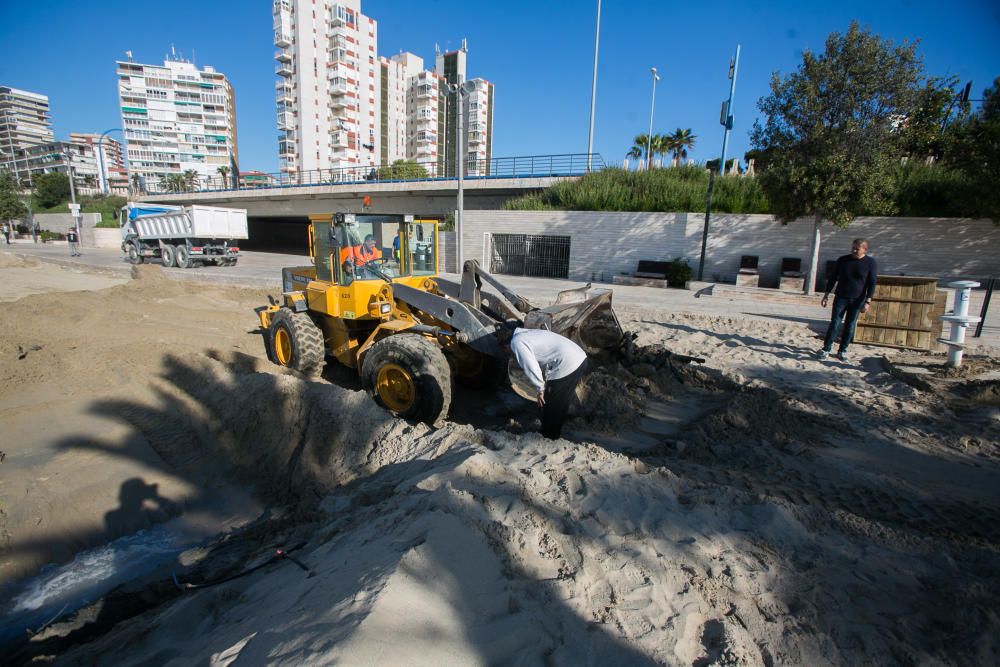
[172,542,313,591]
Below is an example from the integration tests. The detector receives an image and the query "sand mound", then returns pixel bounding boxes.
[3,264,1000,666]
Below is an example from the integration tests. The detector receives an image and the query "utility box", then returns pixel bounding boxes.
[855,276,946,350]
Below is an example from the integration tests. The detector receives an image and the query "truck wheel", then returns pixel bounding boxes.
[176,245,192,269]
[453,350,506,389]
[126,244,144,265]
[361,334,452,424]
[268,308,325,375]
[161,244,176,268]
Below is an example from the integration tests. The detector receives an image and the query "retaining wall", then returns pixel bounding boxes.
[460,211,1000,286]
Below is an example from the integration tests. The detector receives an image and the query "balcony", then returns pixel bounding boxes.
[278,141,295,156]
[416,133,437,144]
[330,131,348,148]
[274,30,292,47]
[277,113,294,130]
[329,78,349,95]
[415,85,435,99]
[274,48,292,63]
[329,96,348,110]
[276,85,293,104]
[468,133,483,145]
[275,62,293,77]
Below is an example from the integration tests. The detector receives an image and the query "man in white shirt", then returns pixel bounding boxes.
[498,324,588,439]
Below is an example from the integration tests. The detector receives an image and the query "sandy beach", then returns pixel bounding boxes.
[1,251,998,665]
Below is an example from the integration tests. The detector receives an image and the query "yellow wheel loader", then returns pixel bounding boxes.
[258,213,624,424]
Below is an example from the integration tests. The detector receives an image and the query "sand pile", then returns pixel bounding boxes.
[3,256,1000,665]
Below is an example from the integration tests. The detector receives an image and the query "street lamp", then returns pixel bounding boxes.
[448,79,478,271]
[647,67,660,170]
[96,128,124,195]
[586,0,601,172]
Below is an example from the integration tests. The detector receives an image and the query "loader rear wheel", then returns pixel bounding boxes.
[362,334,452,424]
[160,244,176,268]
[268,308,325,375]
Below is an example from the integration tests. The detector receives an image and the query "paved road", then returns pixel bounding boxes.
[4,240,997,350]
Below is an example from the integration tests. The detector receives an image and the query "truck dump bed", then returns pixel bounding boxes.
[130,205,248,240]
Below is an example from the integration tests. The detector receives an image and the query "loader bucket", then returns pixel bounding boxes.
[523,286,624,355]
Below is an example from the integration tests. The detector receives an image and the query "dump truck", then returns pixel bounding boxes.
[119,202,248,268]
[257,212,624,424]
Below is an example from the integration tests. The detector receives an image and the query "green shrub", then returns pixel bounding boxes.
[666,257,693,287]
[500,163,981,217]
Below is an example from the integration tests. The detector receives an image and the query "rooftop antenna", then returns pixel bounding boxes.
[171,44,176,60]
[435,43,440,56]
[125,50,133,62]
[461,38,467,52]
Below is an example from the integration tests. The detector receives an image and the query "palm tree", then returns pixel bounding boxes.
[182,169,199,191]
[159,173,187,193]
[216,165,230,189]
[667,128,697,166]
[628,134,657,169]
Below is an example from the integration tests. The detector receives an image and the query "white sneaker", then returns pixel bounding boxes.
[836,351,848,362]
[817,349,829,360]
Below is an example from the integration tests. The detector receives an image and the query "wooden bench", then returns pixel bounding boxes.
[633,260,671,279]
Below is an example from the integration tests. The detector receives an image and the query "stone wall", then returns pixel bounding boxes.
[461,211,1000,286]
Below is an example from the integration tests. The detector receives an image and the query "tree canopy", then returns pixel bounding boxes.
[943,77,1000,222]
[750,21,926,228]
[0,172,28,222]
[377,160,429,180]
[33,172,71,209]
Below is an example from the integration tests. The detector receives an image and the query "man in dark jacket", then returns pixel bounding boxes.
[818,238,878,361]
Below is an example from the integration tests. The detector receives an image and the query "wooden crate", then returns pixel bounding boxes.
[855,276,945,350]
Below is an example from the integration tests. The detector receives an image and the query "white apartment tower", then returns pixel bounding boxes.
[275,0,379,174]
[116,55,238,190]
[0,86,55,158]
[275,0,493,178]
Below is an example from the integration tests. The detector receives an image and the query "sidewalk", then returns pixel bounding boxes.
[4,243,998,350]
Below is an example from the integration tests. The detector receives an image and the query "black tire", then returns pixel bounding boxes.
[361,334,452,424]
[267,308,325,375]
[160,244,176,268]
[126,243,144,265]
[176,245,192,269]
[453,349,507,389]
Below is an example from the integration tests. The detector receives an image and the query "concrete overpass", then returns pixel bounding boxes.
[141,175,572,218]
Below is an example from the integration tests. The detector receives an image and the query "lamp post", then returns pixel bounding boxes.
[96,128,124,195]
[718,45,741,175]
[449,79,478,272]
[647,67,660,170]
[586,0,601,172]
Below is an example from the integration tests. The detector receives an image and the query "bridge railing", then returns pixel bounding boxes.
[140,153,605,195]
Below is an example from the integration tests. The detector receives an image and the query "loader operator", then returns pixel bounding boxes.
[498,323,588,440]
[341,234,382,279]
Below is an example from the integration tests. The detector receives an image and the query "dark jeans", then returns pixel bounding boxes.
[541,359,588,439]
[823,295,865,353]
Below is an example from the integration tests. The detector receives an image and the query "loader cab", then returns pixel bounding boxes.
[311,213,438,286]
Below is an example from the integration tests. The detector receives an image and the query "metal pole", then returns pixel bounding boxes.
[646,68,659,170]
[975,277,995,338]
[719,44,741,175]
[698,171,715,281]
[455,82,465,270]
[586,0,601,172]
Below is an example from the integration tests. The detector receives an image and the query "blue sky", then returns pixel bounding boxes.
[1,1,997,173]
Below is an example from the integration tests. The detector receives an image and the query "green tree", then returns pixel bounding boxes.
[627,134,657,169]
[750,22,924,293]
[159,173,188,193]
[376,159,429,180]
[32,172,71,208]
[945,76,1000,222]
[183,169,199,191]
[0,172,28,224]
[667,128,697,166]
[897,76,966,161]
[216,165,231,188]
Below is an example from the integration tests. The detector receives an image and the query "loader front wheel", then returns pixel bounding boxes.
[362,334,451,425]
[268,308,325,375]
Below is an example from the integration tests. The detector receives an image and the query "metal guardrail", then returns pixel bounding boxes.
[141,153,605,195]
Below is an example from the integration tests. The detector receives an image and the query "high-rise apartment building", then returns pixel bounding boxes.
[0,86,55,157]
[116,55,238,190]
[436,44,493,177]
[274,0,493,178]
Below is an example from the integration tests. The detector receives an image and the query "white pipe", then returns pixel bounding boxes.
[940,280,981,367]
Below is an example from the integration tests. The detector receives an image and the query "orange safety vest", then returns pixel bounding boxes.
[340,244,382,265]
